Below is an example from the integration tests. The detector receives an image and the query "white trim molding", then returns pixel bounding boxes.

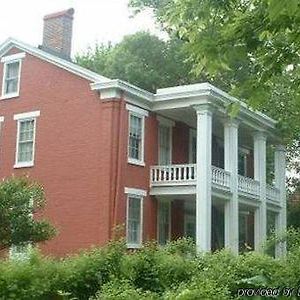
[0,38,109,83]
[126,103,149,117]
[124,187,147,197]
[1,52,26,63]
[13,110,40,169]
[14,110,40,120]
[0,116,4,122]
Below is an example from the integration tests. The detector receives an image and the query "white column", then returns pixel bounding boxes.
[253,131,267,251]
[195,105,213,252]
[274,145,287,257]
[224,119,239,254]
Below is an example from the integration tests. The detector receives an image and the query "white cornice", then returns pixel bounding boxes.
[0,37,109,83]
[91,79,154,110]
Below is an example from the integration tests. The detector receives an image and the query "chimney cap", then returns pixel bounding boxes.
[44,8,75,21]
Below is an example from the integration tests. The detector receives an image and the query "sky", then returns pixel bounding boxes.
[0,0,162,56]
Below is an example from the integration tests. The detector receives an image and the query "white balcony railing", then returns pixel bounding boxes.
[266,184,280,202]
[211,166,231,190]
[150,164,196,186]
[150,164,229,190]
[238,175,260,197]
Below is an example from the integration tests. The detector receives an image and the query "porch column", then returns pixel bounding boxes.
[224,119,239,254]
[195,104,213,252]
[253,131,267,251]
[274,145,287,257]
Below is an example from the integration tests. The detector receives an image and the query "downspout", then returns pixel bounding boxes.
[112,94,125,240]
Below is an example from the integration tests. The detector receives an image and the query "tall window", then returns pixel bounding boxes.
[14,111,40,168]
[238,151,248,176]
[127,104,148,166]
[1,53,25,99]
[159,125,171,165]
[158,201,170,245]
[129,114,142,161]
[127,195,143,248]
[17,119,35,163]
[3,61,20,96]
[189,129,197,163]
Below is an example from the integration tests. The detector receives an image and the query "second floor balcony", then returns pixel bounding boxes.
[150,164,280,205]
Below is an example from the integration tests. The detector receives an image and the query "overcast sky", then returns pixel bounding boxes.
[0,0,161,56]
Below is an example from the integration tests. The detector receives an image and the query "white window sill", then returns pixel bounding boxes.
[127,243,142,249]
[14,162,34,169]
[0,93,19,100]
[128,158,145,167]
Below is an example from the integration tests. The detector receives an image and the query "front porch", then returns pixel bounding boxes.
[150,84,286,256]
[155,196,279,255]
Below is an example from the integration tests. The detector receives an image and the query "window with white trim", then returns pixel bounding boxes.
[14,111,40,168]
[125,190,144,248]
[158,200,171,245]
[129,114,143,160]
[1,53,25,99]
[159,125,171,165]
[238,148,249,176]
[126,104,148,166]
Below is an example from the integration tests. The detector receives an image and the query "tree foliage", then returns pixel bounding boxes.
[75,31,197,93]
[129,0,300,140]
[129,0,300,187]
[0,176,56,251]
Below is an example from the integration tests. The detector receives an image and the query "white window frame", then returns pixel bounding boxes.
[14,110,40,168]
[1,52,25,100]
[157,116,174,166]
[126,104,148,167]
[125,187,146,248]
[157,199,171,246]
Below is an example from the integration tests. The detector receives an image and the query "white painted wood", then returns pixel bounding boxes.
[253,131,267,252]
[195,105,212,252]
[274,145,287,257]
[238,175,260,196]
[224,120,239,254]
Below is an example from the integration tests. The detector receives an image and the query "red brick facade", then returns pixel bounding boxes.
[0,46,255,256]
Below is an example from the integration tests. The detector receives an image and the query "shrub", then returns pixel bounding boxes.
[92,279,159,300]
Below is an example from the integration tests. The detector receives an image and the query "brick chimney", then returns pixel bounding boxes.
[41,8,75,60]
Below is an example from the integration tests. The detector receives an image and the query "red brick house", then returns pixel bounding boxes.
[0,9,287,257]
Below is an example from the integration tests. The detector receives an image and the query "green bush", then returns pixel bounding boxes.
[1,235,300,300]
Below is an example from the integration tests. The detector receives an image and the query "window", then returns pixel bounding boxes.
[14,111,40,168]
[125,187,146,248]
[1,52,25,99]
[129,114,142,160]
[184,200,196,242]
[127,196,142,247]
[159,125,171,165]
[189,129,197,163]
[158,200,170,245]
[126,104,148,166]
[238,148,249,176]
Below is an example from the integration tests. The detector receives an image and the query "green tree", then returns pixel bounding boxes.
[129,0,300,143]
[0,176,56,251]
[76,31,197,92]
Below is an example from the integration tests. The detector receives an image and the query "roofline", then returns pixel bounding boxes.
[0,37,110,83]
[92,80,277,130]
[0,37,278,131]
[91,79,154,102]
